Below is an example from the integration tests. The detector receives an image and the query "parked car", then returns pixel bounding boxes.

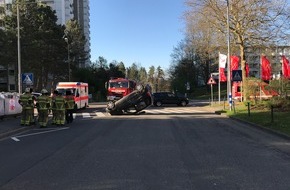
[32,92,42,99]
[152,92,189,107]
[106,84,152,115]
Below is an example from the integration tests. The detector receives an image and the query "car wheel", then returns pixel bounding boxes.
[180,101,187,106]
[107,101,115,110]
[156,101,162,107]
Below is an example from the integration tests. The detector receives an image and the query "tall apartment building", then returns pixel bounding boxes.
[245,46,290,79]
[41,0,91,67]
[0,0,90,91]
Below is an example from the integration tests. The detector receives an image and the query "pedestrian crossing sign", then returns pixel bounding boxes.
[232,70,242,81]
[22,73,33,85]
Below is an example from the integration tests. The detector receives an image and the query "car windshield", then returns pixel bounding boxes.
[109,81,129,88]
[57,88,75,96]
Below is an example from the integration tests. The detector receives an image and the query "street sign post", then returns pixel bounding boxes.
[207,77,217,105]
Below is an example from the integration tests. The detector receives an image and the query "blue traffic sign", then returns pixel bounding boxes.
[22,73,33,85]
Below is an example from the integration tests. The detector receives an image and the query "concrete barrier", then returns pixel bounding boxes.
[0,92,22,118]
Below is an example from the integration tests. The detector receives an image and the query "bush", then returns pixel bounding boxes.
[266,97,290,111]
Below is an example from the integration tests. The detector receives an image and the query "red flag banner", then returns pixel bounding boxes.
[219,53,227,82]
[231,56,239,71]
[245,63,250,77]
[261,56,271,81]
[230,56,239,79]
[219,68,227,82]
[281,55,290,78]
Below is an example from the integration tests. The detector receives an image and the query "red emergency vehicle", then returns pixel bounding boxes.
[56,82,89,109]
[105,78,136,101]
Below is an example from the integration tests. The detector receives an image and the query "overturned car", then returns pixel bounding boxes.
[106,84,152,115]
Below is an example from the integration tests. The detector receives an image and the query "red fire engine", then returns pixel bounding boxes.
[105,78,136,101]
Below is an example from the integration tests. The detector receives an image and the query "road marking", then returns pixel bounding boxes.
[82,113,91,118]
[96,112,106,117]
[11,127,69,142]
[11,137,20,142]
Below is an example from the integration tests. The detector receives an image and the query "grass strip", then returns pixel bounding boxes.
[227,104,290,136]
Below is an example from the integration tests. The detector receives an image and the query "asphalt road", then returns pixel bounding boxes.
[1,104,290,190]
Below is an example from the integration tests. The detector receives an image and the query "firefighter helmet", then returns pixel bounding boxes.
[41,89,48,94]
[25,88,31,93]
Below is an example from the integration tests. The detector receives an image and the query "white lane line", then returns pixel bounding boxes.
[96,112,106,117]
[82,113,91,118]
[11,127,69,142]
[11,137,20,142]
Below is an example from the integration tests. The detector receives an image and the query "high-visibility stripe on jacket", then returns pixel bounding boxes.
[37,95,50,110]
[65,95,75,110]
[19,94,33,109]
[54,96,66,110]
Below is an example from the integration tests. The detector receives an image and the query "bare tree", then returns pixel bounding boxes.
[185,0,290,100]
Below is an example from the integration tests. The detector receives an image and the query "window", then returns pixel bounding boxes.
[9,84,15,91]
[109,81,129,88]
[9,69,14,76]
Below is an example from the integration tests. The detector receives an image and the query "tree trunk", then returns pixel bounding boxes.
[240,45,247,101]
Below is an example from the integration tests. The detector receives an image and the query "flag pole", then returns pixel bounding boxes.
[226,0,232,110]
[260,55,262,101]
[218,53,221,104]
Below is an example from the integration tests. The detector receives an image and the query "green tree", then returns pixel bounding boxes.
[117,61,126,76]
[127,63,139,81]
[139,67,147,84]
[107,60,125,78]
[185,0,290,100]
[170,40,198,95]
[4,0,67,91]
[64,19,88,79]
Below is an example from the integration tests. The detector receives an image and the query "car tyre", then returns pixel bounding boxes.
[156,101,162,107]
[180,100,187,107]
[107,101,115,110]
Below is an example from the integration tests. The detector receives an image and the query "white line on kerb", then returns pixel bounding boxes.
[11,137,20,142]
[11,127,69,142]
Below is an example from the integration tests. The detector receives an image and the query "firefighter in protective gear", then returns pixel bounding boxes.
[52,90,66,126]
[65,90,75,124]
[36,89,50,128]
[19,88,34,126]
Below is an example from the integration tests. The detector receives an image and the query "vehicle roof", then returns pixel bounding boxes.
[109,78,134,82]
[153,92,172,94]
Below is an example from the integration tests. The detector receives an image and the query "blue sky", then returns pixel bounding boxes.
[89,0,187,71]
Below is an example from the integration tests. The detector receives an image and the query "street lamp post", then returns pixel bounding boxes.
[226,0,232,110]
[17,3,21,93]
[16,1,42,93]
[64,37,70,82]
